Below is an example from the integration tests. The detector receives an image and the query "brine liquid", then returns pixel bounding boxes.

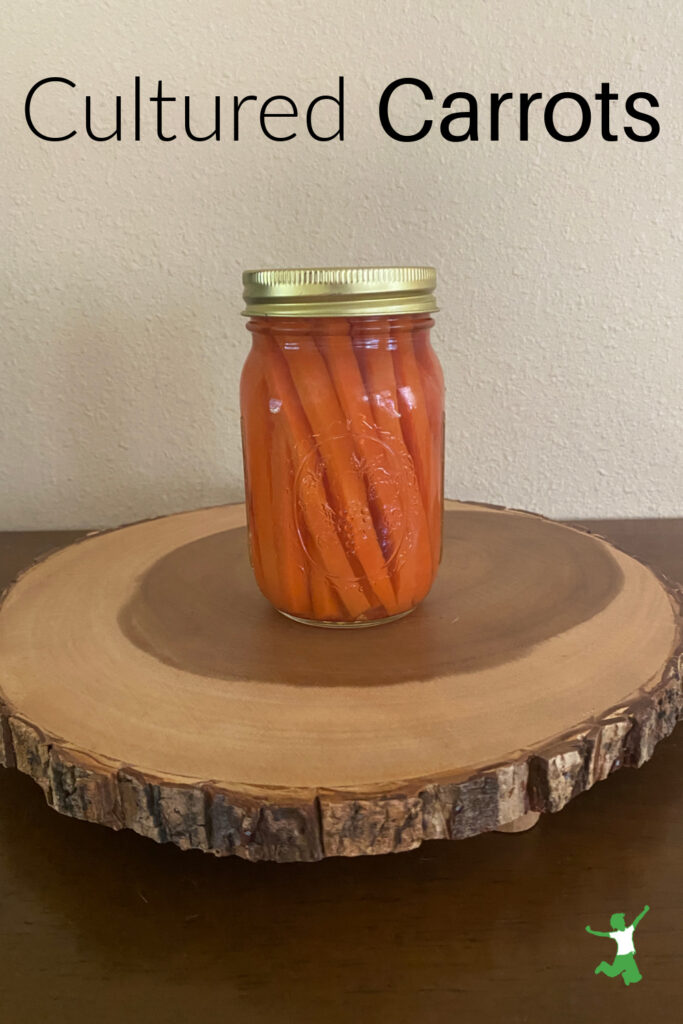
[240,313,444,625]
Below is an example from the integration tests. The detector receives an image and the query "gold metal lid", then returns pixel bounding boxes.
[241,265,438,318]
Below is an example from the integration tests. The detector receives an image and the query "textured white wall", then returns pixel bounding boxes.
[1,0,681,529]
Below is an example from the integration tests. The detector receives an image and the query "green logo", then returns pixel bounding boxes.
[585,905,649,986]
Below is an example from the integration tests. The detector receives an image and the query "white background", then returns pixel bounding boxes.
[1,0,681,528]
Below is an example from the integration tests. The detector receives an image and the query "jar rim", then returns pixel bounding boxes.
[241,265,438,318]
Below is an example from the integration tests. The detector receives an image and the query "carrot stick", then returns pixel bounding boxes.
[317,319,404,564]
[272,328,401,616]
[262,338,373,620]
[354,322,433,607]
[412,321,445,567]
[239,374,282,606]
[391,321,440,574]
[308,557,344,621]
[293,460,346,622]
[413,322,445,451]
[270,416,311,618]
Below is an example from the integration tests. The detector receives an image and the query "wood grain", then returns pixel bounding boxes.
[0,501,681,861]
[1,519,683,1023]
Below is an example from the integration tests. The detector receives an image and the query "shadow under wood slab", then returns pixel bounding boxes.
[0,501,681,862]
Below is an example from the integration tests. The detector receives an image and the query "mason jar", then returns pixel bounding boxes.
[240,266,444,627]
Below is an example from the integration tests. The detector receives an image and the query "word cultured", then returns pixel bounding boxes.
[24,76,660,143]
[24,76,345,142]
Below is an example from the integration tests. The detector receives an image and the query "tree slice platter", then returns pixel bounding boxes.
[0,501,681,862]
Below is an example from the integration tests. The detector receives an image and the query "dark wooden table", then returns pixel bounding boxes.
[0,520,681,1023]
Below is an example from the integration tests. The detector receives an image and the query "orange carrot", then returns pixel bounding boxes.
[354,322,434,607]
[239,373,282,606]
[392,322,440,575]
[295,479,346,622]
[272,328,401,616]
[317,319,404,565]
[412,321,445,567]
[262,338,373,620]
[308,558,344,621]
[413,322,445,452]
[270,415,311,618]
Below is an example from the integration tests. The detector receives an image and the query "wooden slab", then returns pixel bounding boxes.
[0,501,681,861]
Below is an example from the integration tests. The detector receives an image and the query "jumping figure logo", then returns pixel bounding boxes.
[585,905,650,986]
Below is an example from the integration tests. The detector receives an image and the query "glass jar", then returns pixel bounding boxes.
[240,267,444,627]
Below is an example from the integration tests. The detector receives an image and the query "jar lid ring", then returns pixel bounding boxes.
[242,265,438,317]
